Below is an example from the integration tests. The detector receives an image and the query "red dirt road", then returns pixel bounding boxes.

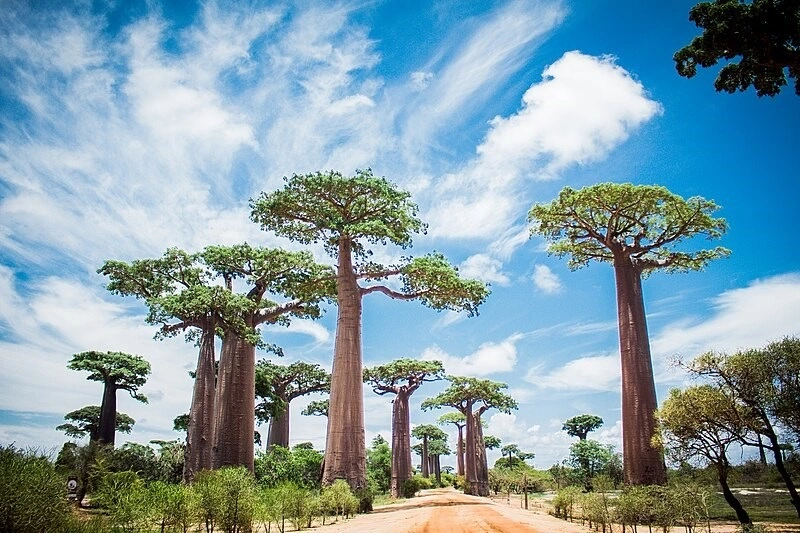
[318,488,593,533]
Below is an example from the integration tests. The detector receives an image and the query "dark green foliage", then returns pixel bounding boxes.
[0,446,72,533]
[254,444,324,490]
[366,435,391,494]
[675,0,800,96]
[110,441,185,484]
[562,414,603,441]
[57,405,135,440]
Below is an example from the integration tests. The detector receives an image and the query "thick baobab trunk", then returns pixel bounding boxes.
[464,403,479,495]
[390,391,412,498]
[323,238,368,499]
[421,436,430,478]
[97,379,117,445]
[267,402,290,449]
[613,256,666,485]
[184,326,216,481]
[456,425,465,477]
[434,455,442,485]
[717,458,751,525]
[213,328,257,471]
[473,416,489,496]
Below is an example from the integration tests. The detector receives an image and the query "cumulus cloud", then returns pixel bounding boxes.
[527,354,620,391]
[532,265,562,294]
[424,51,661,240]
[421,333,524,376]
[459,254,510,286]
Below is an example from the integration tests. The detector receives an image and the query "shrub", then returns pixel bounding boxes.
[0,446,73,533]
[148,481,196,533]
[92,470,151,533]
[551,485,582,521]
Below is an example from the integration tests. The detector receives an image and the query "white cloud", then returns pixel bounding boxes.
[423,51,661,240]
[410,71,434,91]
[528,354,620,391]
[264,319,332,346]
[532,265,562,294]
[652,273,800,371]
[459,254,510,286]
[431,311,467,330]
[421,333,523,376]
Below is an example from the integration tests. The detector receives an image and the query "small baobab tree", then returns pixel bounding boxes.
[529,182,729,485]
[438,412,467,476]
[57,406,135,442]
[411,424,447,479]
[563,414,604,441]
[363,358,445,497]
[67,351,150,446]
[255,360,330,448]
[423,376,517,496]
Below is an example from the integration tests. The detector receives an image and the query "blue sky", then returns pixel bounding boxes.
[1,0,798,470]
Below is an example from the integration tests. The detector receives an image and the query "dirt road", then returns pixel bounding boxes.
[318,488,593,533]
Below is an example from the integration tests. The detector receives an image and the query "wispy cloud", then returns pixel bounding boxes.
[459,254,511,286]
[532,265,562,294]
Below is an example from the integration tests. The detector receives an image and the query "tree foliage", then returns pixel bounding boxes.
[57,405,135,440]
[562,414,604,441]
[528,183,729,275]
[674,0,800,96]
[254,360,330,423]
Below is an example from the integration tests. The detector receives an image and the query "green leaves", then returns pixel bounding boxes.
[250,169,426,258]
[363,358,445,393]
[422,376,518,414]
[674,0,800,96]
[400,253,489,315]
[67,351,151,399]
[528,182,730,274]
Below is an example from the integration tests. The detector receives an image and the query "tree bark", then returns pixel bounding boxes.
[717,458,751,525]
[184,325,216,481]
[322,238,368,498]
[266,401,291,449]
[213,328,257,471]
[421,436,430,478]
[97,378,117,445]
[390,391,412,498]
[434,455,441,485]
[473,415,489,496]
[464,402,477,495]
[456,424,465,477]
[613,256,666,485]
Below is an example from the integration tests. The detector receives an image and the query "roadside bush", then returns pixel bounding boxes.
[92,470,151,532]
[193,469,225,533]
[215,467,257,533]
[0,445,73,532]
[148,481,196,533]
[551,485,582,521]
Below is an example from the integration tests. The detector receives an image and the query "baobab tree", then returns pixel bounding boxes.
[497,444,535,469]
[426,437,451,486]
[200,245,333,471]
[250,169,489,499]
[411,424,447,479]
[422,376,517,496]
[529,182,729,485]
[438,412,466,476]
[254,360,330,448]
[57,405,135,442]
[363,359,445,497]
[563,414,604,441]
[100,248,251,479]
[301,399,329,417]
[67,351,150,446]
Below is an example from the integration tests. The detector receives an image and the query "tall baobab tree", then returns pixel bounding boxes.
[66,351,150,446]
[411,424,447,479]
[438,412,466,476]
[529,182,729,485]
[57,406,135,442]
[250,169,489,500]
[422,376,517,496]
[363,359,445,497]
[255,360,330,448]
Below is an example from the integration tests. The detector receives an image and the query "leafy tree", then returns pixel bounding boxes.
[366,435,392,495]
[422,376,518,496]
[496,444,535,470]
[438,412,467,476]
[255,360,330,448]
[567,439,618,491]
[529,183,729,485]
[426,437,451,486]
[250,169,489,496]
[57,405,135,441]
[655,385,753,526]
[363,358,445,496]
[301,399,329,417]
[686,342,800,516]
[411,424,447,479]
[67,351,150,446]
[674,0,800,96]
[100,248,252,479]
[483,435,502,450]
[562,414,604,441]
[254,444,324,490]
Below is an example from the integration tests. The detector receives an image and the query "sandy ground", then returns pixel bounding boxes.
[316,488,599,533]
[309,488,800,533]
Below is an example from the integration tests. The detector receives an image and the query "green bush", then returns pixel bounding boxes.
[148,481,196,533]
[401,474,432,498]
[0,446,73,533]
[92,470,151,532]
[551,485,582,520]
